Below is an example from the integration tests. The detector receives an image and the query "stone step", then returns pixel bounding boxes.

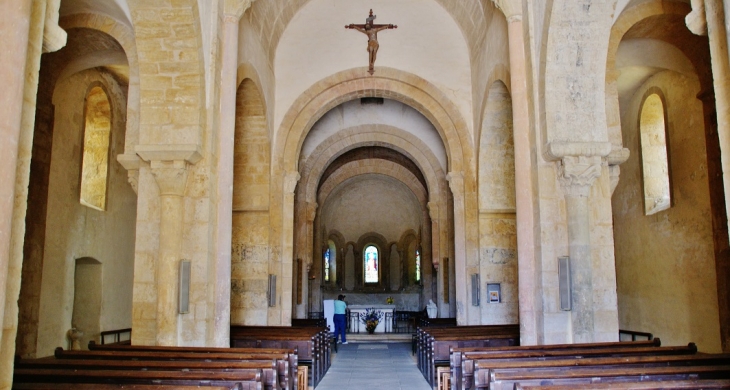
[342,333,412,343]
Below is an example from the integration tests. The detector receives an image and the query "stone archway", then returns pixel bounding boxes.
[276,68,477,324]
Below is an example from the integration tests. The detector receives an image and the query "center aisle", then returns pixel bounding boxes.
[315,342,431,390]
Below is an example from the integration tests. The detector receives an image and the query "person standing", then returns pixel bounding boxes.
[334,294,348,344]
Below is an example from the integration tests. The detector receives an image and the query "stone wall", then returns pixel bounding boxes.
[613,70,722,352]
[231,79,271,325]
[35,69,136,357]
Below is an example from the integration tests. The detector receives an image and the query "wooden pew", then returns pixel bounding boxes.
[475,353,730,390]
[514,379,730,389]
[53,348,286,390]
[461,343,700,390]
[229,326,326,386]
[489,364,730,390]
[14,384,233,390]
[450,338,661,390]
[291,318,326,328]
[13,368,262,390]
[230,325,328,388]
[16,357,279,390]
[415,324,520,388]
[87,342,297,390]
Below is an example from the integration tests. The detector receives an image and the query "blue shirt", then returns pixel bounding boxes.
[334,300,347,314]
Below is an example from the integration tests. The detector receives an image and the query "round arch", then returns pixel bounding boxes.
[299,125,447,205]
[274,67,473,175]
[59,13,139,153]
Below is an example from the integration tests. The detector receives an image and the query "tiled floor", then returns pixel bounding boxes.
[315,342,431,390]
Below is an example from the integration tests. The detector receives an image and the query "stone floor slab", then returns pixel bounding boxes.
[314,342,431,390]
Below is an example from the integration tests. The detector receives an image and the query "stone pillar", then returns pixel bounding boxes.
[275,171,300,325]
[494,0,542,345]
[211,0,251,347]
[558,156,602,343]
[0,2,34,388]
[695,0,730,352]
[697,0,730,244]
[150,160,189,346]
[447,171,467,324]
[0,0,33,355]
[297,201,317,319]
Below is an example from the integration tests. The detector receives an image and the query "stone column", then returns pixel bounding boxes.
[0,3,34,388]
[447,171,467,324]
[275,171,300,325]
[297,201,317,318]
[150,160,189,346]
[210,0,251,347]
[695,0,730,352]
[0,0,33,355]
[558,156,602,343]
[493,0,542,345]
[694,0,730,243]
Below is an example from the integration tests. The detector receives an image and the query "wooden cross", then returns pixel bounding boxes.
[345,9,397,75]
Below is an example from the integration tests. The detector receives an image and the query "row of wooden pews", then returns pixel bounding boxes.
[14,343,298,390]
[230,325,330,388]
[415,323,520,388]
[449,338,730,390]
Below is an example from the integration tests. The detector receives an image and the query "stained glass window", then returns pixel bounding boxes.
[324,248,330,282]
[364,245,379,283]
[415,249,421,282]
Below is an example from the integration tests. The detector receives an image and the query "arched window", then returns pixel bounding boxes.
[364,245,379,284]
[324,248,330,282]
[80,86,111,211]
[640,92,671,215]
[415,248,421,283]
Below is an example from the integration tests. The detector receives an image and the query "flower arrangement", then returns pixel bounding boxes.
[359,308,384,333]
[385,296,394,304]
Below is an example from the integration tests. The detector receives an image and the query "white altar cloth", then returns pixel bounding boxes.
[348,304,396,333]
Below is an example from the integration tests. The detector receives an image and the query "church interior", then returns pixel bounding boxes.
[1,0,730,387]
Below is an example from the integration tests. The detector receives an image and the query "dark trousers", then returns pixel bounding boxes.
[333,313,347,342]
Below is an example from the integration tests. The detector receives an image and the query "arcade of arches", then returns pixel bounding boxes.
[1,0,730,387]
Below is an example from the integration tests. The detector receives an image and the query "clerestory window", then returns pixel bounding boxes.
[640,92,671,215]
[80,86,111,211]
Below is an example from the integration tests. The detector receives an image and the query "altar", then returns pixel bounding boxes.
[348,304,395,333]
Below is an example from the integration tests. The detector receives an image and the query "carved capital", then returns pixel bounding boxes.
[305,202,318,223]
[558,156,602,198]
[43,0,67,53]
[545,141,612,161]
[284,171,301,194]
[427,201,439,221]
[225,0,255,20]
[136,144,202,165]
[491,0,522,22]
[446,171,464,198]
[686,0,707,36]
[607,147,630,166]
[151,160,189,196]
[117,153,141,194]
[127,171,139,194]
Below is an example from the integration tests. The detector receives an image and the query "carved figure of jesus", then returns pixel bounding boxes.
[346,10,397,75]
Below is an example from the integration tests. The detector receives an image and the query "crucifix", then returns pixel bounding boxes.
[345,9,397,75]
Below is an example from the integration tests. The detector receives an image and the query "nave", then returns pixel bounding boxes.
[315,342,430,390]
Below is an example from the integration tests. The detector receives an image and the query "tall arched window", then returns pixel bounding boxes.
[415,248,421,283]
[80,86,111,211]
[364,245,379,284]
[324,248,330,282]
[640,92,671,215]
